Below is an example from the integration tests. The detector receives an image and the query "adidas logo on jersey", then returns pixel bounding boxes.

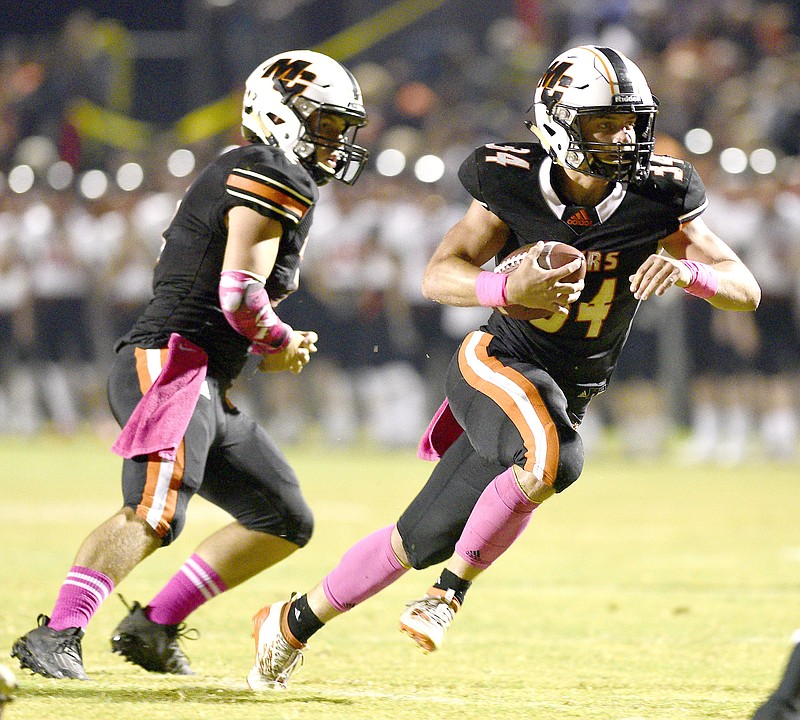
[465,550,481,561]
[565,208,594,227]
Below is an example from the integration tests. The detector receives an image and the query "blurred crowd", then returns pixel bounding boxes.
[0,0,799,464]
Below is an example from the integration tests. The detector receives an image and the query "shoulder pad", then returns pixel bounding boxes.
[225,145,317,225]
[459,142,545,202]
[641,154,707,222]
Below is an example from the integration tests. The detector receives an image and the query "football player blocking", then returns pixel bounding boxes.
[247,44,761,692]
[10,50,369,680]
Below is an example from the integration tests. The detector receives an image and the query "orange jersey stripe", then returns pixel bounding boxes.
[131,345,185,537]
[133,346,169,394]
[457,332,560,484]
[133,347,150,395]
[138,441,185,538]
[226,173,310,219]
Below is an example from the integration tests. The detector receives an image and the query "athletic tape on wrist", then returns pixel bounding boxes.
[475,271,508,307]
[681,260,719,299]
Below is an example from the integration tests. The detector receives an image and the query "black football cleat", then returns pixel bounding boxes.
[752,697,800,720]
[110,598,196,675]
[10,615,89,680]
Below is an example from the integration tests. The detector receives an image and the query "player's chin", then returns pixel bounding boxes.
[596,155,633,167]
[319,153,339,170]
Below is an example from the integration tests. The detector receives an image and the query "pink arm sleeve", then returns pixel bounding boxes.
[219,270,292,354]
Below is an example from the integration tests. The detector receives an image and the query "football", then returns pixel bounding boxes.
[494,241,586,320]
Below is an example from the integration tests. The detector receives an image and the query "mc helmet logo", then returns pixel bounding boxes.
[537,60,573,108]
[261,59,317,95]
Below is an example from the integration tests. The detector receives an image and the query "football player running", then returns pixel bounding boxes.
[11,50,369,679]
[246,45,761,691]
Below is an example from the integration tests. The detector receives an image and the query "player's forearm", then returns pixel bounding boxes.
[422,257,487,307]
[705,261,761,311]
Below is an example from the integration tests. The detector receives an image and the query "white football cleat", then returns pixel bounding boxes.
[0,664,17,718]
[399,590,459,653]
[247,599,304,691]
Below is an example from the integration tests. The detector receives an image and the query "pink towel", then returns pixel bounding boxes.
[417,397,464,461]
[112,333,208,461]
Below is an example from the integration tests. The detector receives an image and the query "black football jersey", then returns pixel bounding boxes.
[118,144,318,383]
[459,142,707,399]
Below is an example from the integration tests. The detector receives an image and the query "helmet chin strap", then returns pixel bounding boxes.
[575,139,641,183]
[585,156,629,182]
[290,136,331,183]
[313,165,335,185]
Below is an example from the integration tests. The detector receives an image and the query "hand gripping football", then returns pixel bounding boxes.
[494,241,586,320]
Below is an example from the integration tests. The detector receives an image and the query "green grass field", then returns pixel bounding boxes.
[1,431,799,720]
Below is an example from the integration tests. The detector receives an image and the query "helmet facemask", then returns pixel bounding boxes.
[286,94,369,186]
[553,105,657,184]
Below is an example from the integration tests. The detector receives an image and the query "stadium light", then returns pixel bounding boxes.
[47,161,74,191]
[749,148,777,175]
[8,165,35,194]
[414,154,445,183]
[79,169,109,200]
[168,149,196,178]
[376,148,406,177]
[116,162,145,191]
[684,128,713,155]
[719,147,748,175]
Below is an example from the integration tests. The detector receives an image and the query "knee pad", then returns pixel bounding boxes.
[285,505,314,547]
[241,501,314,548]
[399,525,455,570]
[552,429,585,492]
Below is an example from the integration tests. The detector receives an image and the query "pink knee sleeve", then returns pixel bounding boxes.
[455,467,539,571]
[322,525,409,612]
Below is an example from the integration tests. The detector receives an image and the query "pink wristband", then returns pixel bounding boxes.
[475,271,509,307]
[681,260,719,299]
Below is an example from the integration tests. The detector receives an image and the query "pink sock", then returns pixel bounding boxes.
[455,468,539,571]
[322,525,409,612]
[147,554,228,625]
[48,566,115,631]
